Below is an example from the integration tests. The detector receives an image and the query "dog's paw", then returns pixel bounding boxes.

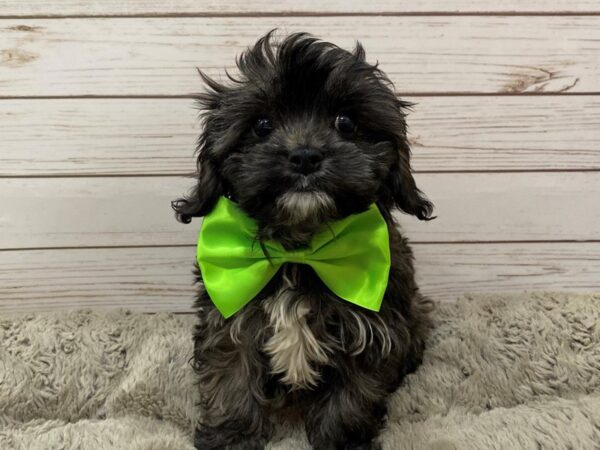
[343,441,382,450]
[224,442,265,450]
[194,428,266,450]
[310,440,382,450]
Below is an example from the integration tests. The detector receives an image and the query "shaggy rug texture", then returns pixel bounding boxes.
[1,292,600,450]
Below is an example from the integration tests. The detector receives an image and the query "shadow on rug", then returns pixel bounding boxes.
[1,292,600,449]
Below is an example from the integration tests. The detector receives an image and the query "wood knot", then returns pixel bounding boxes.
[1,48,38,67]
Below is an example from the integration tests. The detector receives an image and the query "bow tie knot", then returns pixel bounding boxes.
[280,249,308,263]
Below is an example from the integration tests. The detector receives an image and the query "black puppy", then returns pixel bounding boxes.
[173,31,433,450]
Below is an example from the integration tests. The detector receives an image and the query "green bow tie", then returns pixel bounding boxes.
[197,196,390,318]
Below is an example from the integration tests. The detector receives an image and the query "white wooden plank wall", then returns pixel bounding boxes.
[1,17,599,95]
[0,1,599,312]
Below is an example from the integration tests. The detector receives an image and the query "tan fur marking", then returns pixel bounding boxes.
[276,191,334,224]
[263,276,329,389]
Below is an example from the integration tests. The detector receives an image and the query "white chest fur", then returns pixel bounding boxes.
[262,274,330,390]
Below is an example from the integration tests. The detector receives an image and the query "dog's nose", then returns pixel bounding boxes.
[289,147,323,174]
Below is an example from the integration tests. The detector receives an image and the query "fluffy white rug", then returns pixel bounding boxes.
[1,292,600,449]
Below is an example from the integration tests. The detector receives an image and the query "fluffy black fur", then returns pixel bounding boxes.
[173,31,434,450]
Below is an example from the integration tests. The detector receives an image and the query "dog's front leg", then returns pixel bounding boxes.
[192,314,272,449]
[193,354,271,449]
[303,367,387,450]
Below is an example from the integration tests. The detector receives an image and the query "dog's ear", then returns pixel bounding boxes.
[172,71,226,224]
[172,156,223,224]
[384,100,434,221]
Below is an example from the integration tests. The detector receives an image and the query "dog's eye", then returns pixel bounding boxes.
[253,117,273,138]
[334,114,355,136]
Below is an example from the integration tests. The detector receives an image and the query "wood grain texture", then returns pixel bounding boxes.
[1,243,598,313]
[0,246,197,313]
[1,17,598,96]
[0,99,200,176]
[2,0,600,16]
[413,243,600,302]
[1,172,599,249]
[2,96,600,176]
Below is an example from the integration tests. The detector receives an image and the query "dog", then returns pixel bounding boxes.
[173,31,434,450]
